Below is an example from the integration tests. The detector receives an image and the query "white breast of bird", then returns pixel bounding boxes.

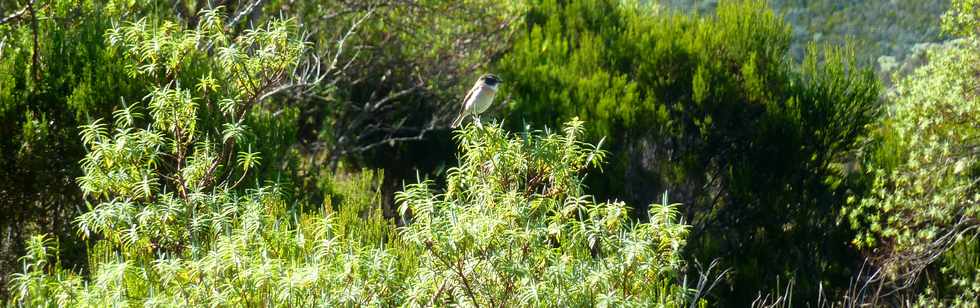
[468,85,497,115]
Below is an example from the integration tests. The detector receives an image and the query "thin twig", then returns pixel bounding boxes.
[27,0,40,81]
[426,243,481,307]
[225,0,264,30]
[426,277,450,306]
[0,0,33,25]
[327,8,374,73]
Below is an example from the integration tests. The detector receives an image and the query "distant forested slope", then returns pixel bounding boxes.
[659,0,949,67]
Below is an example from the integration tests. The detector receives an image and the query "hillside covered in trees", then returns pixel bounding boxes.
[1,0,977,306]
[662,0,950,64]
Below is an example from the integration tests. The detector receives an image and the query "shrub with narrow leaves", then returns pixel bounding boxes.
[8,5,692,306]
[397,120,691,306]
[9,119,693,306]
[68,7,304,257]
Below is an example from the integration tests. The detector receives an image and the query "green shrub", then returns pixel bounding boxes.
[844,1,980,303]
[0,2,305,295]
[397,120,691,306]
[497,0,880,303]
[9,118,693,306]
[0,0,156,294]
[6,12,691,301]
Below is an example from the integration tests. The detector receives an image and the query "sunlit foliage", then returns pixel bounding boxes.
[397,120,690,305]
[9,117,693,306]
[6,13,691,302]
[845,0,980,304]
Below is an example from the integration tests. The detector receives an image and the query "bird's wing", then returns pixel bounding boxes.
[459,81,480,113]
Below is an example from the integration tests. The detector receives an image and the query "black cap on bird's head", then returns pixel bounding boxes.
[481,73,501,86]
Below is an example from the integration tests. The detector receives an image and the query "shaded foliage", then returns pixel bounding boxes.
[0,0,159,297]
[497,0,881,304]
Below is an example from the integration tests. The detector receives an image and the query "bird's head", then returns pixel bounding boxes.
[481,74,501,87]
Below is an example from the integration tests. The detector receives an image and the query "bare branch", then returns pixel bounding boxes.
[371,85,421,111]
[327,8,374,74]
[845,207,980,303]
[225,0,264,30]
[27,0,39,81]
[0,0,33,25]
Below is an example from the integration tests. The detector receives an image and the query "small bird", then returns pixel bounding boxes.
[451,73,501,128]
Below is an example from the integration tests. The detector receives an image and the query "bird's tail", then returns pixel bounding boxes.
[450,114,465,128]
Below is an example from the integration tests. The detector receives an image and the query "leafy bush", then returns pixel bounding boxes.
[7,14,692,302]
[9,119,693,306]
[0,1,305,294]
[397,120,690,306]
[0,0,165,296]
[497,0,880,303]
[844,0,980,303]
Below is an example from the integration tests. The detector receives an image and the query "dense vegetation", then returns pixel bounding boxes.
[1,0,976,306]
[498,0,880,303]
[845,0,980,304]
[661,0,950,65]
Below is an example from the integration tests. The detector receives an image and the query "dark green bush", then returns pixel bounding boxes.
[497,0,881,304]
[0,0,154,296]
